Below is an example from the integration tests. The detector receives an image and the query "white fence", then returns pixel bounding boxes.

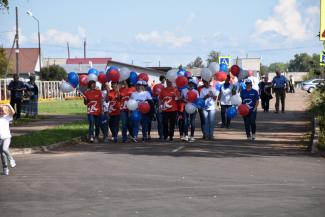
[0,79,78,101]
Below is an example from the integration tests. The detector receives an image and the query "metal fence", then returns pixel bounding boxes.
[0,79,78,101]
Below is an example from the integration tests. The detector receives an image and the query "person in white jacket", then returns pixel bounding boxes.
[0,104,16,175]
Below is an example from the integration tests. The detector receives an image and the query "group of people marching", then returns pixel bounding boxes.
[83,68,290,143]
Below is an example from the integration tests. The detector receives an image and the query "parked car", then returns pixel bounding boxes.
[301,79,325,93]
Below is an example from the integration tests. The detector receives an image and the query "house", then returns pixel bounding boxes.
[4,48,40,79]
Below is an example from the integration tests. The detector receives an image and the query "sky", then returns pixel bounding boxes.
[0,0,322,67]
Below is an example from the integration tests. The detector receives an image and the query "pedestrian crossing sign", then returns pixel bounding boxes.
[321,0,325,40]
[320,52,325,66]
[218,56,231,66]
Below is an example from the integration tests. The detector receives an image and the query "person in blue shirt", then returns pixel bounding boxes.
[272,71,288,113]
[240,80,259,141]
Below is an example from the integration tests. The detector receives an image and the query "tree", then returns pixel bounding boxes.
[288,53,313,72]
[0,0,9,10]
[260,64,268,76]
[41,65,67,81]
[268,62,288,72]
[187,56,204,68]
[206,50,220,66]
[0,47,13,78]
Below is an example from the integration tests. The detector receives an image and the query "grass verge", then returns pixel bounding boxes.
[11,121,88,148]
[12,115,48,126]
[39,99,85,115]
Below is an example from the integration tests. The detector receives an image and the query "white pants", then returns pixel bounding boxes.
[0,138,14,169]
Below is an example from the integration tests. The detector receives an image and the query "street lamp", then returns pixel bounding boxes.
[26,10,42,79]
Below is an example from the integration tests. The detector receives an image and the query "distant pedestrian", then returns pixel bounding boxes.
[240,80,259,141]
[83,80,102,143]
[8,74,26,120]
[25,75,39,118]
[258,76,273,112]
[272,71,288,113]
[218,75,234,128]
[289,75,295,93]
[0,104,16,176]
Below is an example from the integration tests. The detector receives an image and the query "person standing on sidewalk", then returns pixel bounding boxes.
[258,76,273,112]
[289,75,295,93]
[218,75,234,128]
[240,80,259,141]
[272,71,288,113]
[0,104,17,176]
[84,80,102,143]
[8,74,26,120]
[25,75,39,118]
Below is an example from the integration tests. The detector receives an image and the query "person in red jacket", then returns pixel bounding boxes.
[108,82,121,142]
[159,79,180,142]
[83,80,102,143]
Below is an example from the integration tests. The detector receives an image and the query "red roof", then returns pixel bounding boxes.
[4,48,39,74]
[66,58,112,64]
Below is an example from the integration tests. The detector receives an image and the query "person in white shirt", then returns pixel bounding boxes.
[247,71,260,92]
[130,80,153,142]
[218,75,234,128]
[0,104,16,176]
[181,78,199,142]
[199,79,218,140]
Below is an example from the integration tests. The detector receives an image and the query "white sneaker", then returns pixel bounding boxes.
[189,137,195,143]
[10,159,16,168]
[182,136,189,141]
[252,134,256,140]
[3,168,9,175]
[89,136,94,143]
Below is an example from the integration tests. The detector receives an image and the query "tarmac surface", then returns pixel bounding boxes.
[1,90,325,217]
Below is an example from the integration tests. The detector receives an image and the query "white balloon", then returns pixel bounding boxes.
[231,94,242,105]
[185,103,197,114]
[166,69,178,83]
[208,62,220,73]
[60,82,74,93]
[127,99,138,111]
[119,67,130,82]
[201,68,212,82]
[88,73,98,82]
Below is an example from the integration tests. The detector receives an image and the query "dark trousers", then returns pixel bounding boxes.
[184,111,197,137]
[162,111,177,140]
[220,105,231,127]
[10,98,22,119]
[109,115,120,139]
[99,113,109,138]
[133,114,149,140]
[274,89,286,112]
[178,112,185,137]
[289,85,295,93]
[198,109,205,135]
[87,114,100,137]
[261,95,270,112]
[243,111,257,137]
[156,111,163,139]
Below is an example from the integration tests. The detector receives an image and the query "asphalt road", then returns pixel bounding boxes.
[1,90,324,217]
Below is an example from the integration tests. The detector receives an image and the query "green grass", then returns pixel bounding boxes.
[11,121,88,148]
[12,115,48,126]
[39,99,85,115]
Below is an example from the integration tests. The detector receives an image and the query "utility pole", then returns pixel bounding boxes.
[83,40,86,58]
[15,6,19,75]
[67,42,70,58]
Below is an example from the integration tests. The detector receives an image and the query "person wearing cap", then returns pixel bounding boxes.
[199,79,218,140]
[130,80,153,142]
[218,75,235,128]
[181,77,199,142]
[108,82,121,143]
[159,79,180,142]
[272,70,288,113]
[240,80,259,141]
[83,80,103,143]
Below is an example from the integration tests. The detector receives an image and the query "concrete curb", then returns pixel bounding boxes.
[11,137,82,155]
[311,117,319,154]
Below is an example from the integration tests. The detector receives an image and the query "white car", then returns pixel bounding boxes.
[301,79,324,93]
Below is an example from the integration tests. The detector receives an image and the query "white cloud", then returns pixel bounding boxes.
[31,26,87,46]
[6,27,27,44]
[254,0,315,42]
[135,31,192,48]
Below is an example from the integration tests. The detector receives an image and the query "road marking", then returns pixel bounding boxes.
[172,145,185,153]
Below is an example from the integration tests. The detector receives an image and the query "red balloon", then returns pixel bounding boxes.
[176,76,188,88]
[98,73,107,84]
[187,90,198,102]
[138,102,150,114]
[215,72,227,82]
[138,73,149,82]
[79,75,88,87]
[238,104,250,116]
[230,65,241,76]
[108,69,120,82]
[153,83,164,97]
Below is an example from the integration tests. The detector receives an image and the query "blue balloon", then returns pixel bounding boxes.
[131,110,142,122]
[177,69,186,76]
[220,64,228,72]
[67,72,79,87]
[88,68,99,76]
[129,71,138,85]
[194,98,205,109]
[215,83,222,91]
[227,106,237,119]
